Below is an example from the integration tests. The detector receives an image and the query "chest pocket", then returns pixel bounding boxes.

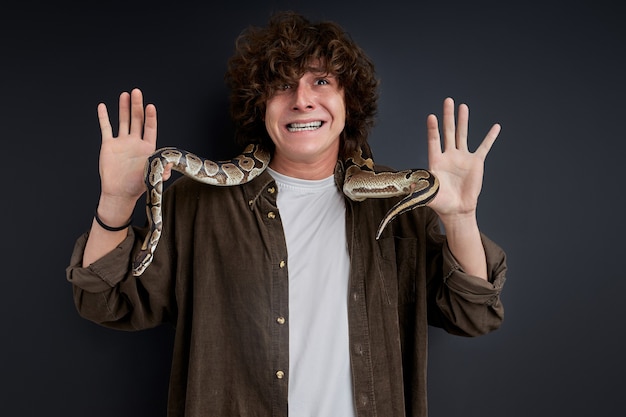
[377,237,418,305]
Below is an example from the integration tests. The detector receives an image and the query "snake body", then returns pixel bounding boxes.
[132,144,438,276]
[342,147,439,239]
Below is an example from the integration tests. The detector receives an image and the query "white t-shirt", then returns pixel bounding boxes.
[269,168,355,417]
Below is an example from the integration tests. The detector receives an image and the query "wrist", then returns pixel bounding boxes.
[438,210,478,232]
[95,194,137,230]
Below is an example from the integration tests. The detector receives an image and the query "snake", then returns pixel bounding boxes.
[132,144,439,276]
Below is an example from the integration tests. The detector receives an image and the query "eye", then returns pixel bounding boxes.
[273,82,292,93]
[314,78,330,86]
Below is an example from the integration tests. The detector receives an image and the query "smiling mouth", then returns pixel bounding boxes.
[287,121,323,132]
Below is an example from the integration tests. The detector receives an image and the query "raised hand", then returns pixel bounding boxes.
[97,88,159,204]
[426,97,501,221]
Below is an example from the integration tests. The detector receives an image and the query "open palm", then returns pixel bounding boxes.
[426,97,501,220]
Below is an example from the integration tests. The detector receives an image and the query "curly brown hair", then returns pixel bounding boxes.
[225,11,379,158]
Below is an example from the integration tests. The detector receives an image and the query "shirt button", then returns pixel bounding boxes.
[267,211,276,219]
[276,316,286,325]
[279,260,286,268]
[276,370,285,379]
[267,186,276,194]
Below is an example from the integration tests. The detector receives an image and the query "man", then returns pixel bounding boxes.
[67,11,506,417]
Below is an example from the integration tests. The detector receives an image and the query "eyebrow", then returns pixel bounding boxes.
[309,71,336,80]
[305,64,332,75]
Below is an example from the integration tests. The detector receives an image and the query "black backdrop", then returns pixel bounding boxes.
[2,1,624,416]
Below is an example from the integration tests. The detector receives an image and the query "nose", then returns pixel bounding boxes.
[292,82,314,111]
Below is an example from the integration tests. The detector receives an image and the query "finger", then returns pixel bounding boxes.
[143,103,158,146]
[118,91,130,135]
[130,88,145,137]
[456,103,469,151]
[442,97,456,151]
[97,103,113,140]
[426,114,442,164]
[163,162,173,182]
[475,123,501,160]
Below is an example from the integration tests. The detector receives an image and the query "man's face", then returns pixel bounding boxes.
[265,69,346,178]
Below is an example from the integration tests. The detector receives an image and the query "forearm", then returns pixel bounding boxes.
[82,194,137,267]
[440,211,487,280]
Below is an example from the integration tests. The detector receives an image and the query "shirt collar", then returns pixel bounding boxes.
[243,159,347,209]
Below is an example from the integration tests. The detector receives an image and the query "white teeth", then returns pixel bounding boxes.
[287,121,323,132]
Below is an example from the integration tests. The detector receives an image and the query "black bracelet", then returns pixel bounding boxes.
[94,209,132,232]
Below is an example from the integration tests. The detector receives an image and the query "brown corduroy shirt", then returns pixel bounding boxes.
[66,163,507,417]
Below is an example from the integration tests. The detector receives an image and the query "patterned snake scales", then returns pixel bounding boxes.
[132,144,439,276]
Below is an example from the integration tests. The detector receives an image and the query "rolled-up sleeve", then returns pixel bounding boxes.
[66,230,136,293]
[433,233,507,336]
[66,226,174,331]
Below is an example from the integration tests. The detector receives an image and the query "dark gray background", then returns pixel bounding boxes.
[1,0,624,416]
